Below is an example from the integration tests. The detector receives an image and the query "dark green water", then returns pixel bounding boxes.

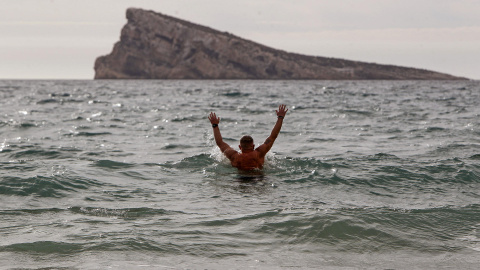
[0,80,479,269]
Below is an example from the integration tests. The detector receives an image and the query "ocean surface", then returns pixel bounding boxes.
[0,80,479,269]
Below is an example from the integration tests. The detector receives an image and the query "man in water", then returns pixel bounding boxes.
[208,104,288,170]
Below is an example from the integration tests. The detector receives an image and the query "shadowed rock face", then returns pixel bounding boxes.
[94,8,466,80]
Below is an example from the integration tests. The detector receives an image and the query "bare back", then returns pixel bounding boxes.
[230,150,265,171]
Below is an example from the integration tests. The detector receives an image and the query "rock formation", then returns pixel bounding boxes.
[94,8,465,80]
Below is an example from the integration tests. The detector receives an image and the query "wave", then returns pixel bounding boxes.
[67,206,175,219]
[36,98,58,104]
[2,205,478,255]
[163,151,480,186]
[9,148,74,160]
[1,241,84,254]
[426,143,480,159]
[160,143,194,150]
[208,204,479,251]
[161,153,216,171]
[220,90,250,97]
[250,204,480,252]
[4,144,81,161]
[0,238,174,254]
[0,174,101,198]
[92,159,134,169]
[0,206,178,219]
[0,208,64,216]
[73,131,112,137]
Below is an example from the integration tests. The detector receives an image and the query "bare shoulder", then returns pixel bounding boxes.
[223,147,239,161]
[255,144,268,157]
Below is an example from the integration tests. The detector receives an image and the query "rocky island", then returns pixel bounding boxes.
[94,8,465,80]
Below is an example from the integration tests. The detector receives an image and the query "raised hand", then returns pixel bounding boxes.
[208,112,220,125]
[276,104,288,118]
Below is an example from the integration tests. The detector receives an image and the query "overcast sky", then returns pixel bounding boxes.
[1,0,479,79]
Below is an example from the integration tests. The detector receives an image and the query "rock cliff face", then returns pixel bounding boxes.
[94,8,465,80]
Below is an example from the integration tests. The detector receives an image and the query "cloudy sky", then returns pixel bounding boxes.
[1,0,479,79]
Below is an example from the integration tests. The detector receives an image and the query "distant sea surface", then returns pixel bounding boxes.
[1,80,479,269]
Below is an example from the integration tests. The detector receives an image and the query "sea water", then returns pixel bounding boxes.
[0,80,479,269]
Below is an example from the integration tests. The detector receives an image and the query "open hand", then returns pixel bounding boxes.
[276,104,288,118]
[208,112,220,124]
